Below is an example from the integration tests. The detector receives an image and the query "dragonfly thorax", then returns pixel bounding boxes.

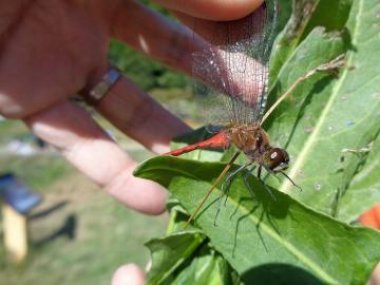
[227,123,270,155]
[227,124,290,172]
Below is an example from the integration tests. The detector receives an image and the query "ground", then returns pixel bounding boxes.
[0,119,168,285]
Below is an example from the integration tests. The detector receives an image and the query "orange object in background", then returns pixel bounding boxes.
[360,203,380,285]
[359,203,380,230]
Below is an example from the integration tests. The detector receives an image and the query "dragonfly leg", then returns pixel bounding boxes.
[263,168,303,192]
[243,166,257,200]
[184,152,241,228]
[257,166,276,200]
[279,171,303,192]
[222,163,252,206]
[214,163,251,226]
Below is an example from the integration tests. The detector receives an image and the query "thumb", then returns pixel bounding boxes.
[112,264,146,285]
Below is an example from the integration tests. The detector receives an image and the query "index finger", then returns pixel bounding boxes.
[154,0,264,21]
[24,100,167,215]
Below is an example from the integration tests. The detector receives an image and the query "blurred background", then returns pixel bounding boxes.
[0,1,195,284]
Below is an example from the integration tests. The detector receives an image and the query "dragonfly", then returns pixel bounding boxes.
[166,0,309,225]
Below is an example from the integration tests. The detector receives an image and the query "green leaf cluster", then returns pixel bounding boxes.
[109,40,187,91]
[134,0,380,284]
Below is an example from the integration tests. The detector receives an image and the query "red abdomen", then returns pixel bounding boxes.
[167,131,230,156]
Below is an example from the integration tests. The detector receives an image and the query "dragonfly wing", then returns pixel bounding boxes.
[190,1,278,126]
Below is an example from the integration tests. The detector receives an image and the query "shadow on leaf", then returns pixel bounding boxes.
[242,263,323,285]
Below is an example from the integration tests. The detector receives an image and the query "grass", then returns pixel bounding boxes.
[0,154,72,191]
[0,120,168,284]
[0,174,168,284]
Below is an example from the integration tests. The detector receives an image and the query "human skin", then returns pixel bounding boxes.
[0,0,263,284]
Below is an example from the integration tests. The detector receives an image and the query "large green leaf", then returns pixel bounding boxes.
[135,157,380,285]
[265,0,380,221]
[271,0,353,79]
[169,248,233,285]
[271,0,320,79]
[338,135,380,222]
[146,231,206,285]
[303,0,352,34]
[145,228,240,285]
[137,0,380,283]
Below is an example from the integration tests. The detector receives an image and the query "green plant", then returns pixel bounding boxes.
[108,40,187,91]
[135,0,380,284]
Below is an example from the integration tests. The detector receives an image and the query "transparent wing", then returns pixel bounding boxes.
[190,0,278,127]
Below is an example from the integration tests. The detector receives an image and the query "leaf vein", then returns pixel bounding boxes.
[279,0,365,194]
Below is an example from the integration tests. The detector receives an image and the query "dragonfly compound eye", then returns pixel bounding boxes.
[267,148,289,172]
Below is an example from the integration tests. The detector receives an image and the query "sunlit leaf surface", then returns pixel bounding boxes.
[266,0,380,221]
[136,0,380,284]
[136,157,380,285]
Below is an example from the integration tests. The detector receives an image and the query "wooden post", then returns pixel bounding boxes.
[2,203,28,263]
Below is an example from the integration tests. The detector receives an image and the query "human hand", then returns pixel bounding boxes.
[0,0,263,284]
[0,0,195,214]
[0,0,263,214]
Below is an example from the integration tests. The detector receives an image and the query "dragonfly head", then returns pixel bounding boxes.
[264,148,289,173]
